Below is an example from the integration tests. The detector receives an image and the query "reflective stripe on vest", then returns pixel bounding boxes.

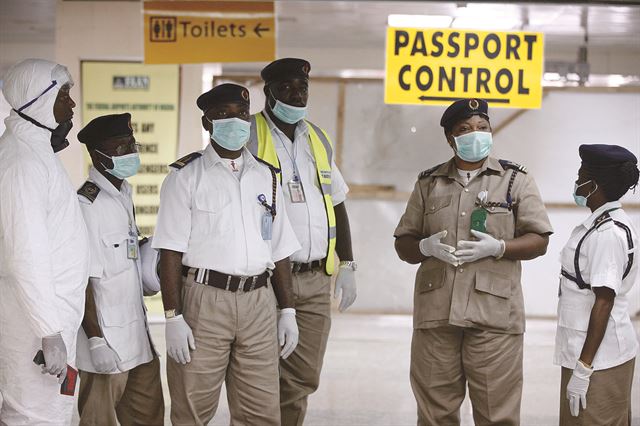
[248,111,337,275]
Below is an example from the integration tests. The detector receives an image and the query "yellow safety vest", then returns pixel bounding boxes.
[247,111,337,275]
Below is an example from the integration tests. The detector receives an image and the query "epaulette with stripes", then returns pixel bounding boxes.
[499,159,528,174]
[419,163,444,180]
[253,155,281,173]
[77,181,100,203]
[170,152,202,169]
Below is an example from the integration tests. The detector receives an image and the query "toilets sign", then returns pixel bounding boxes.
[143,1,275,64]
[385,27,545,108]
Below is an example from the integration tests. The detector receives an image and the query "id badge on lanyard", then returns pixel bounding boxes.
[288,176,306,203]
[127,229,138,259]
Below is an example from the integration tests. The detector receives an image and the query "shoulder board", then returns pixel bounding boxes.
[419,163,444,180]
[170,152,202,169]
[77,181,100,203]
[253,155,281,173]
[499,159,528,174]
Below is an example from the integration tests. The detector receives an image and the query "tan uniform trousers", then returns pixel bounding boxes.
[167,276,280,426]
[411,325,523,426]
[559,357,635,426]
[280,269,332,426]
[77,357,164,426]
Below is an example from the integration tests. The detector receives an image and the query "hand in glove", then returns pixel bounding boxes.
[278,308,299,359]
[419,230,459,266]
[334,266,357,312]
[567,360,593,417]
[89,337,120,373]
[455,230,505,264]
[165,314,196,364]
[41,333,68,384]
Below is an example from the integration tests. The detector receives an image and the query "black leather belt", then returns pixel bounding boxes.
[291,259,324,274]
[182,267,269,293]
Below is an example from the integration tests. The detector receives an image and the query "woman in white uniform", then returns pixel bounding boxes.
[555,144,639,425]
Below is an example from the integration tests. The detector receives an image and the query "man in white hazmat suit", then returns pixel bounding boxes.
[0,59,89,424]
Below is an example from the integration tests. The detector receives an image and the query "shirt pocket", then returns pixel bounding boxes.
[423,195,453,236]
[485,205,515,239]
[100,232,132,275]
[193,190,232,236]
[99,304,144,362]
[557,299,592,332]
[414,265,450,323]
[464,270,511,330]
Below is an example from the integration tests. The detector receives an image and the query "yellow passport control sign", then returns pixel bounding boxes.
[385,27,544,109]
[144,1,275,64]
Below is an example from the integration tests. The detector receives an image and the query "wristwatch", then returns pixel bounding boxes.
[339,260,358,271]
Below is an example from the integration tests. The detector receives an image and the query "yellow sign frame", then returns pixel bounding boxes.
[385,27,544,109]
[143,1,275,64]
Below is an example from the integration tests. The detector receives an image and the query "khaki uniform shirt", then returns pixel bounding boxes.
[394,157,553,334]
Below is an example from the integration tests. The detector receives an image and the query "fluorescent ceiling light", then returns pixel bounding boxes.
[451,17,521,30]
[387,14,452,28]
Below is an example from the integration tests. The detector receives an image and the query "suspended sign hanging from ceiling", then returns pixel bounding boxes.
[385,27,545,109]
[143,1,275,64]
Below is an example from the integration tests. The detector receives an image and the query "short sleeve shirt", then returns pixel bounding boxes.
[394,157,553,333]
[152,145,300,276]
[554,201,639,370]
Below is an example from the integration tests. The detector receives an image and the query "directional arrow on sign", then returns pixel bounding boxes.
[254,23,270,38]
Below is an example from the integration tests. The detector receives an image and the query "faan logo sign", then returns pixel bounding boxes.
[112,76,150,90]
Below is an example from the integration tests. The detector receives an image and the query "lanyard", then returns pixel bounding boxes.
[273,130,304,182]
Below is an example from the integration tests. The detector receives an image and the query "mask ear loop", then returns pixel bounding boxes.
[577,180,599,200]
[94,149,113,171]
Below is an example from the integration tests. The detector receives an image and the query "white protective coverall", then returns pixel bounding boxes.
[0,59,90,424]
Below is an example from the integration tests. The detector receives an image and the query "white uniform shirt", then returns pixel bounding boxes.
[554,201,639,370]
[263,112,349,263]
[152,145,300,276]
[75,167,154,374]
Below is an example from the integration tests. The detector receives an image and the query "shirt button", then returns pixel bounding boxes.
[464,188,470,193]
[459,268,464,273]
[461,211,466,216]
[428,283,432,288]
[430,206,435,211]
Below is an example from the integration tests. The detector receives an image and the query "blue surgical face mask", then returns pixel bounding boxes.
[97,151,140,179]
[209,117,250,151]
[453,131,493,163]
[573,180,597,207]
[269,91,307,124]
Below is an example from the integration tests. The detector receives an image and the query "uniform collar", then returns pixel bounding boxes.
[89,165,130,197]
[260,110,309,137]
[202,143,258,171]
[434,156,504,179]
[581,200,623,229]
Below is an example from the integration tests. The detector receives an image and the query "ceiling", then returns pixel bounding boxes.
[1,1,639,54]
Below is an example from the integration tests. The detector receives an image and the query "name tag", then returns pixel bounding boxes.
[127,236,139,259]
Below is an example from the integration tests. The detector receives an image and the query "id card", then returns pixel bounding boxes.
[288,180,306,203]
[261,212,273,240]
[470,208,488,234]
[127,236,139,259]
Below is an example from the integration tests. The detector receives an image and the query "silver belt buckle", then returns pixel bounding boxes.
[195,268,206,284]
[237,276,248,293]
[248,275,258,292]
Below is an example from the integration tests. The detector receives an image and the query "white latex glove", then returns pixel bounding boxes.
[419,230,459,266]
[165,315,196,364]
[567,360,593,417]
[278,308,299,359]
[455,230,504,264]
[334,267,357,312]
[88,337,120,373]
[41,333,67,384]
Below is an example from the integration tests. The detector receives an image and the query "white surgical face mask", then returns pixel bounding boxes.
[209,117,251,151]
[573,180,597,207]
[453,131,493,163]
[269,91,307,124]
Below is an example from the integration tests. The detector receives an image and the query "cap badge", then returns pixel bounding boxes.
[241,89,249,101]
[469,99,479,110]
[302,64,310,75]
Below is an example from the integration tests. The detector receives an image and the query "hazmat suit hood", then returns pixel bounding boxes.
[2,59,74,151]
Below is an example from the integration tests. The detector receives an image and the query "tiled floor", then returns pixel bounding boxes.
[142,315,639,426]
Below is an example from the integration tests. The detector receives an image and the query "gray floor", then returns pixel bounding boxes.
[142,315,639,426]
